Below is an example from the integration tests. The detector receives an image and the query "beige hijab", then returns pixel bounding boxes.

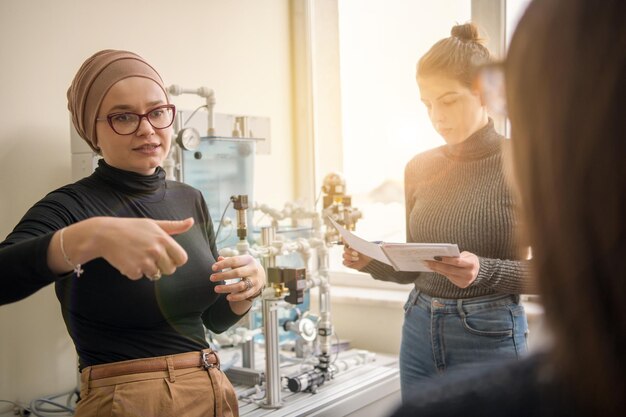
[67,49,167,152]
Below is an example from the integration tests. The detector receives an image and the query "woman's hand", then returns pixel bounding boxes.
[423,251,480,288]
[48,217,194,280]
[98,217,194,280]
[210,255,267,315]
[342,245,372,270]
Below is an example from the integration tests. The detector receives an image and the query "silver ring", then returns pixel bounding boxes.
[147,269,162,281]
[242,277,253,291]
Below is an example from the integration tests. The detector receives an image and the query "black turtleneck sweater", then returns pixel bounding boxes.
[363,120,535,297]
[0,160,244,368]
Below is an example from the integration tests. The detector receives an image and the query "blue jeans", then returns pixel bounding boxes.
[399,289,528,402]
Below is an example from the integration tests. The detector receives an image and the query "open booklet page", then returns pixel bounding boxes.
[327,217,460,272]
[380,243,460,272]
[327,217,390,264]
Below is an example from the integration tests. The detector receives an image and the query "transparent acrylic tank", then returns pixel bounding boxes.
[183,137,311,344]
[181,137,256,249]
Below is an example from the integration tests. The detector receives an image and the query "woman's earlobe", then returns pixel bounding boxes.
[471,87,486,104]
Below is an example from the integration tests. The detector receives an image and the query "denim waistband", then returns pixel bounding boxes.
[408,289,520,313]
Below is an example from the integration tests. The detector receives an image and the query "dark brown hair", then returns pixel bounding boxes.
[417,22,491,87]
[506,0,626,414]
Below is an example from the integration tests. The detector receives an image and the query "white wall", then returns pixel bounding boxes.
[0,0,295,404]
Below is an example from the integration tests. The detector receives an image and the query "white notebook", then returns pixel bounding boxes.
[328,217,460,272]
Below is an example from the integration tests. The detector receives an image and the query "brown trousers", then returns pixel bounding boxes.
[75,352,238,417]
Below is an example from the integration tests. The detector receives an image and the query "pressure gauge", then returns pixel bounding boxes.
[176,127,201,151]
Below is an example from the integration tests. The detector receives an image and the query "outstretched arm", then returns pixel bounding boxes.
[1,215,194,305]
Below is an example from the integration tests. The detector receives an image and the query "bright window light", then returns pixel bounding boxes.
[336,0,471,245]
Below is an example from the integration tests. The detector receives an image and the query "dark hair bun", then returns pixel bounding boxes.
[451,22,483,43]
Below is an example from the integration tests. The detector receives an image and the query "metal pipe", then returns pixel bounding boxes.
[316,243,333,366]
[167,84,216,136]
[241,312,255,369]
[261,297,283,408]
[260,226,276,269]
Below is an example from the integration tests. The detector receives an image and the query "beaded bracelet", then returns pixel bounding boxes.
[59,227,84,277]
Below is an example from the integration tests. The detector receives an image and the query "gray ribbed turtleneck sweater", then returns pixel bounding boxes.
[363,119,535,298]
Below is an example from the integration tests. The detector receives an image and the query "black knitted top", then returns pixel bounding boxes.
[363,120,535,297]
[0,160,244,368]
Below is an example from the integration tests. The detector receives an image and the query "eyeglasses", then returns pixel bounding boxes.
[474,63,507,117]
[97,104,176,135]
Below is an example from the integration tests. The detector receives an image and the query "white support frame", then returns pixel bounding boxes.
[290,0,344,206]
[472,0,508,136]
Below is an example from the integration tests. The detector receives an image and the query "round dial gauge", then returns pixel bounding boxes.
[176,127,201,151]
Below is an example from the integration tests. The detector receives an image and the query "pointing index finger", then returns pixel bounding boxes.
[164,236,188,266]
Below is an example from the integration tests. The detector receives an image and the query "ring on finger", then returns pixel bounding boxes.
[242,277,253,292]
[147,268,162,281]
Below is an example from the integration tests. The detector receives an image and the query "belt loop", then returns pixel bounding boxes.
[166,356,176,383]
[81,367,91,397]
[456,299,466,317]
[412,289,420,306]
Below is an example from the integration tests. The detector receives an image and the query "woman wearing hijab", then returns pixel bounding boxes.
[0,49,264,416]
